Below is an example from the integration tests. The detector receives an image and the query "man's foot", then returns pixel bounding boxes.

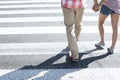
[95,42,105,49]
[107,48,114,54]
[70,56,79,63]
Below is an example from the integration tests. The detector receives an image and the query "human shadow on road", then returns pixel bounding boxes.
[0,47,110,80]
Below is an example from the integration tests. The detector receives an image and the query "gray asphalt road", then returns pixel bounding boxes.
[0,0,120,80]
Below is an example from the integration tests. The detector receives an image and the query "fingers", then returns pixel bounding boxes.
[92,4,99,12]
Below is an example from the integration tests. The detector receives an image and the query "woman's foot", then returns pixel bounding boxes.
[107,48,114,54]
[95,42,105,48]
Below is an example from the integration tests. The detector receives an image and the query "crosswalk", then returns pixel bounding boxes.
[0,0,120,80]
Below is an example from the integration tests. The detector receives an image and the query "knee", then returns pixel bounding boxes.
[75,25,82,29]
[64,20,74,27]
[66,26,74,32]
[99,21,104,26]
[113,27,118,33]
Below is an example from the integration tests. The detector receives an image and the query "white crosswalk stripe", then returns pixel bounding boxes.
[0,16,111,22]
[0,9,64,14]
[0,0,120,80]
[0,26,119,34]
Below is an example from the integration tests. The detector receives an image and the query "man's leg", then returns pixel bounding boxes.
[62,7,79,59]
[75,8,84,41]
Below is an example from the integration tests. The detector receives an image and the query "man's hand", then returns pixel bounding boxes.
[92,4,99,12]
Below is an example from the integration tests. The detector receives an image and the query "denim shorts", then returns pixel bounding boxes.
[100,5,116,16]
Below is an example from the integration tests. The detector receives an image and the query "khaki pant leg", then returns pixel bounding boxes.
[75,8,84,41]
[62,7,79,59]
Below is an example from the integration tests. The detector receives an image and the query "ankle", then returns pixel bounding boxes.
[100,41,105,44]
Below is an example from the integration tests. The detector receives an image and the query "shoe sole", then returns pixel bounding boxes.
[95,44,104,49]
[107,51,114,54]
